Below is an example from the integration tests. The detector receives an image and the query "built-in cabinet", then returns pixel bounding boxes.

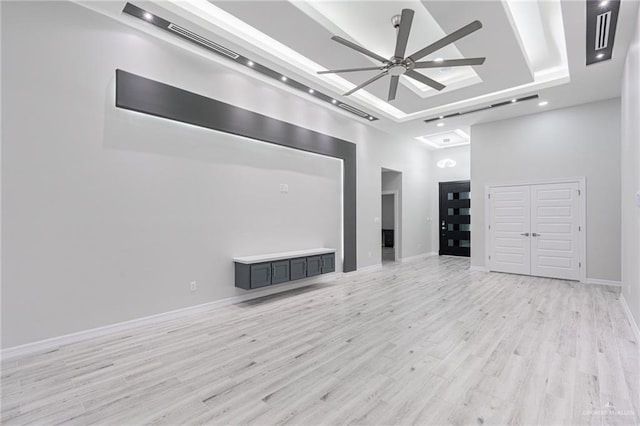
[234,249,336,290]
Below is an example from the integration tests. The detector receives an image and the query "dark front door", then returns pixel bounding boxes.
[439,180,471,257]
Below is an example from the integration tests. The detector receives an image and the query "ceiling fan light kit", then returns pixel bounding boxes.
[319,9,486,101]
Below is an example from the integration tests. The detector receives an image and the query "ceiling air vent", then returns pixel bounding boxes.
[443,138,451,143]
[168,23,240,59]
[595,11,611,50]
[338,103,369,118]
[586,0,620,65]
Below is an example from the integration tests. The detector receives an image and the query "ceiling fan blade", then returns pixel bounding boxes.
[408,20,483,62]
[388,75,400,101]
[413,57,486,69]
[343,70,388,96]
[317,66,386,75]
[331,36,389,63]
[394,9,414,59]
[405,70,446,91]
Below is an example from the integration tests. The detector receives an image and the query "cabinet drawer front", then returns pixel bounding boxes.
[321,253,335,273]
[306,255,322,277]
[271,260,290,285]
[290,257,307,281]
[250,262,272,288]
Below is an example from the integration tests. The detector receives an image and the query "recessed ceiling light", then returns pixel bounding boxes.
[600,0,608,7]
[143,12,153,21]
[439,116,444,119]
[331,99,337,104]
[434,58,444,63]
[368,116,374,121]
[511,99,517,103]
[596,53,604,59]
[308,88,314,94]
[247,60,254,67]
[281,76,287,82]
[437,122,445,127]
[538,101,549,106]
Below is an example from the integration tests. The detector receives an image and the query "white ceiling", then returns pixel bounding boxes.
[79,0,639,149]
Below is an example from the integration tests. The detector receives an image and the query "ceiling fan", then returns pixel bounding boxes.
[318,9,485,101]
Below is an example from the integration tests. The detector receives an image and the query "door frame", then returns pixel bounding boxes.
[485,177,586,283]
[382,190,400,261]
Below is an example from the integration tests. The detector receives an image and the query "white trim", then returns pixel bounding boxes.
[621,293,640,345]
[485,177,587,283]
[470,266,488,272]
[400,252,437,263]
[583,278,622,287]
[0,273,339,361]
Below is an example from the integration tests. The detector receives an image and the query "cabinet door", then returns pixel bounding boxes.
[321,253,335,273]
[271,260,290,285]
[250,262,272,288]
[306,256,322,277]
[290,257,307,281]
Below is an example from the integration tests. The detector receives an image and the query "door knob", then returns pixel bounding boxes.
[532,232,541,237]
[520,233,530,236]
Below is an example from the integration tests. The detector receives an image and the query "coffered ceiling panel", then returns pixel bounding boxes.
[77,0,640,148]
[212,0,533,114]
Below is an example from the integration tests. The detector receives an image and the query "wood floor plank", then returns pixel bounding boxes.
[1,256,638,425]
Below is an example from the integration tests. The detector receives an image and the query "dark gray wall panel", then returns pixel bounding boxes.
[115,69,356,271]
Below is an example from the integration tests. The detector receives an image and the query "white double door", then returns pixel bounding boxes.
[488,181,581,280]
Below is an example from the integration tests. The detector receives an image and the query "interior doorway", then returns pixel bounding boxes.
[382,168,402,263]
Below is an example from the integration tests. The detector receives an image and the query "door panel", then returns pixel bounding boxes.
[489,186,531,275]
[439,181,471,257]
[530,183,580,280]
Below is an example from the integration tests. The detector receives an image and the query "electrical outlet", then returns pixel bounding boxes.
[368,251,372,257]
[190,281,197,292]
[279,184,289,193]
[418,243,422,249]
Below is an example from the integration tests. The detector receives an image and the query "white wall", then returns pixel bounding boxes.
[621,7,640,328]
[1,2,433,348]
[428,145,471,252]
[470,99,622,282]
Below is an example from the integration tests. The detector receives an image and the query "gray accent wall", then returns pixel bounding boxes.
[621,6,640,330]
[471,98,622,282]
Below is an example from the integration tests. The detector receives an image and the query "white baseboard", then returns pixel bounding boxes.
[400,252,437,263]
[621,293,640,344]
[583,278,622,287]
[470,266,488,272]
[0,273,339,361]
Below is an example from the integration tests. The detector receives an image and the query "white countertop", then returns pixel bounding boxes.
[233,248,336,264]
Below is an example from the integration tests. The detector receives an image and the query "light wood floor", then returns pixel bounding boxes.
[2,256,639,425]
